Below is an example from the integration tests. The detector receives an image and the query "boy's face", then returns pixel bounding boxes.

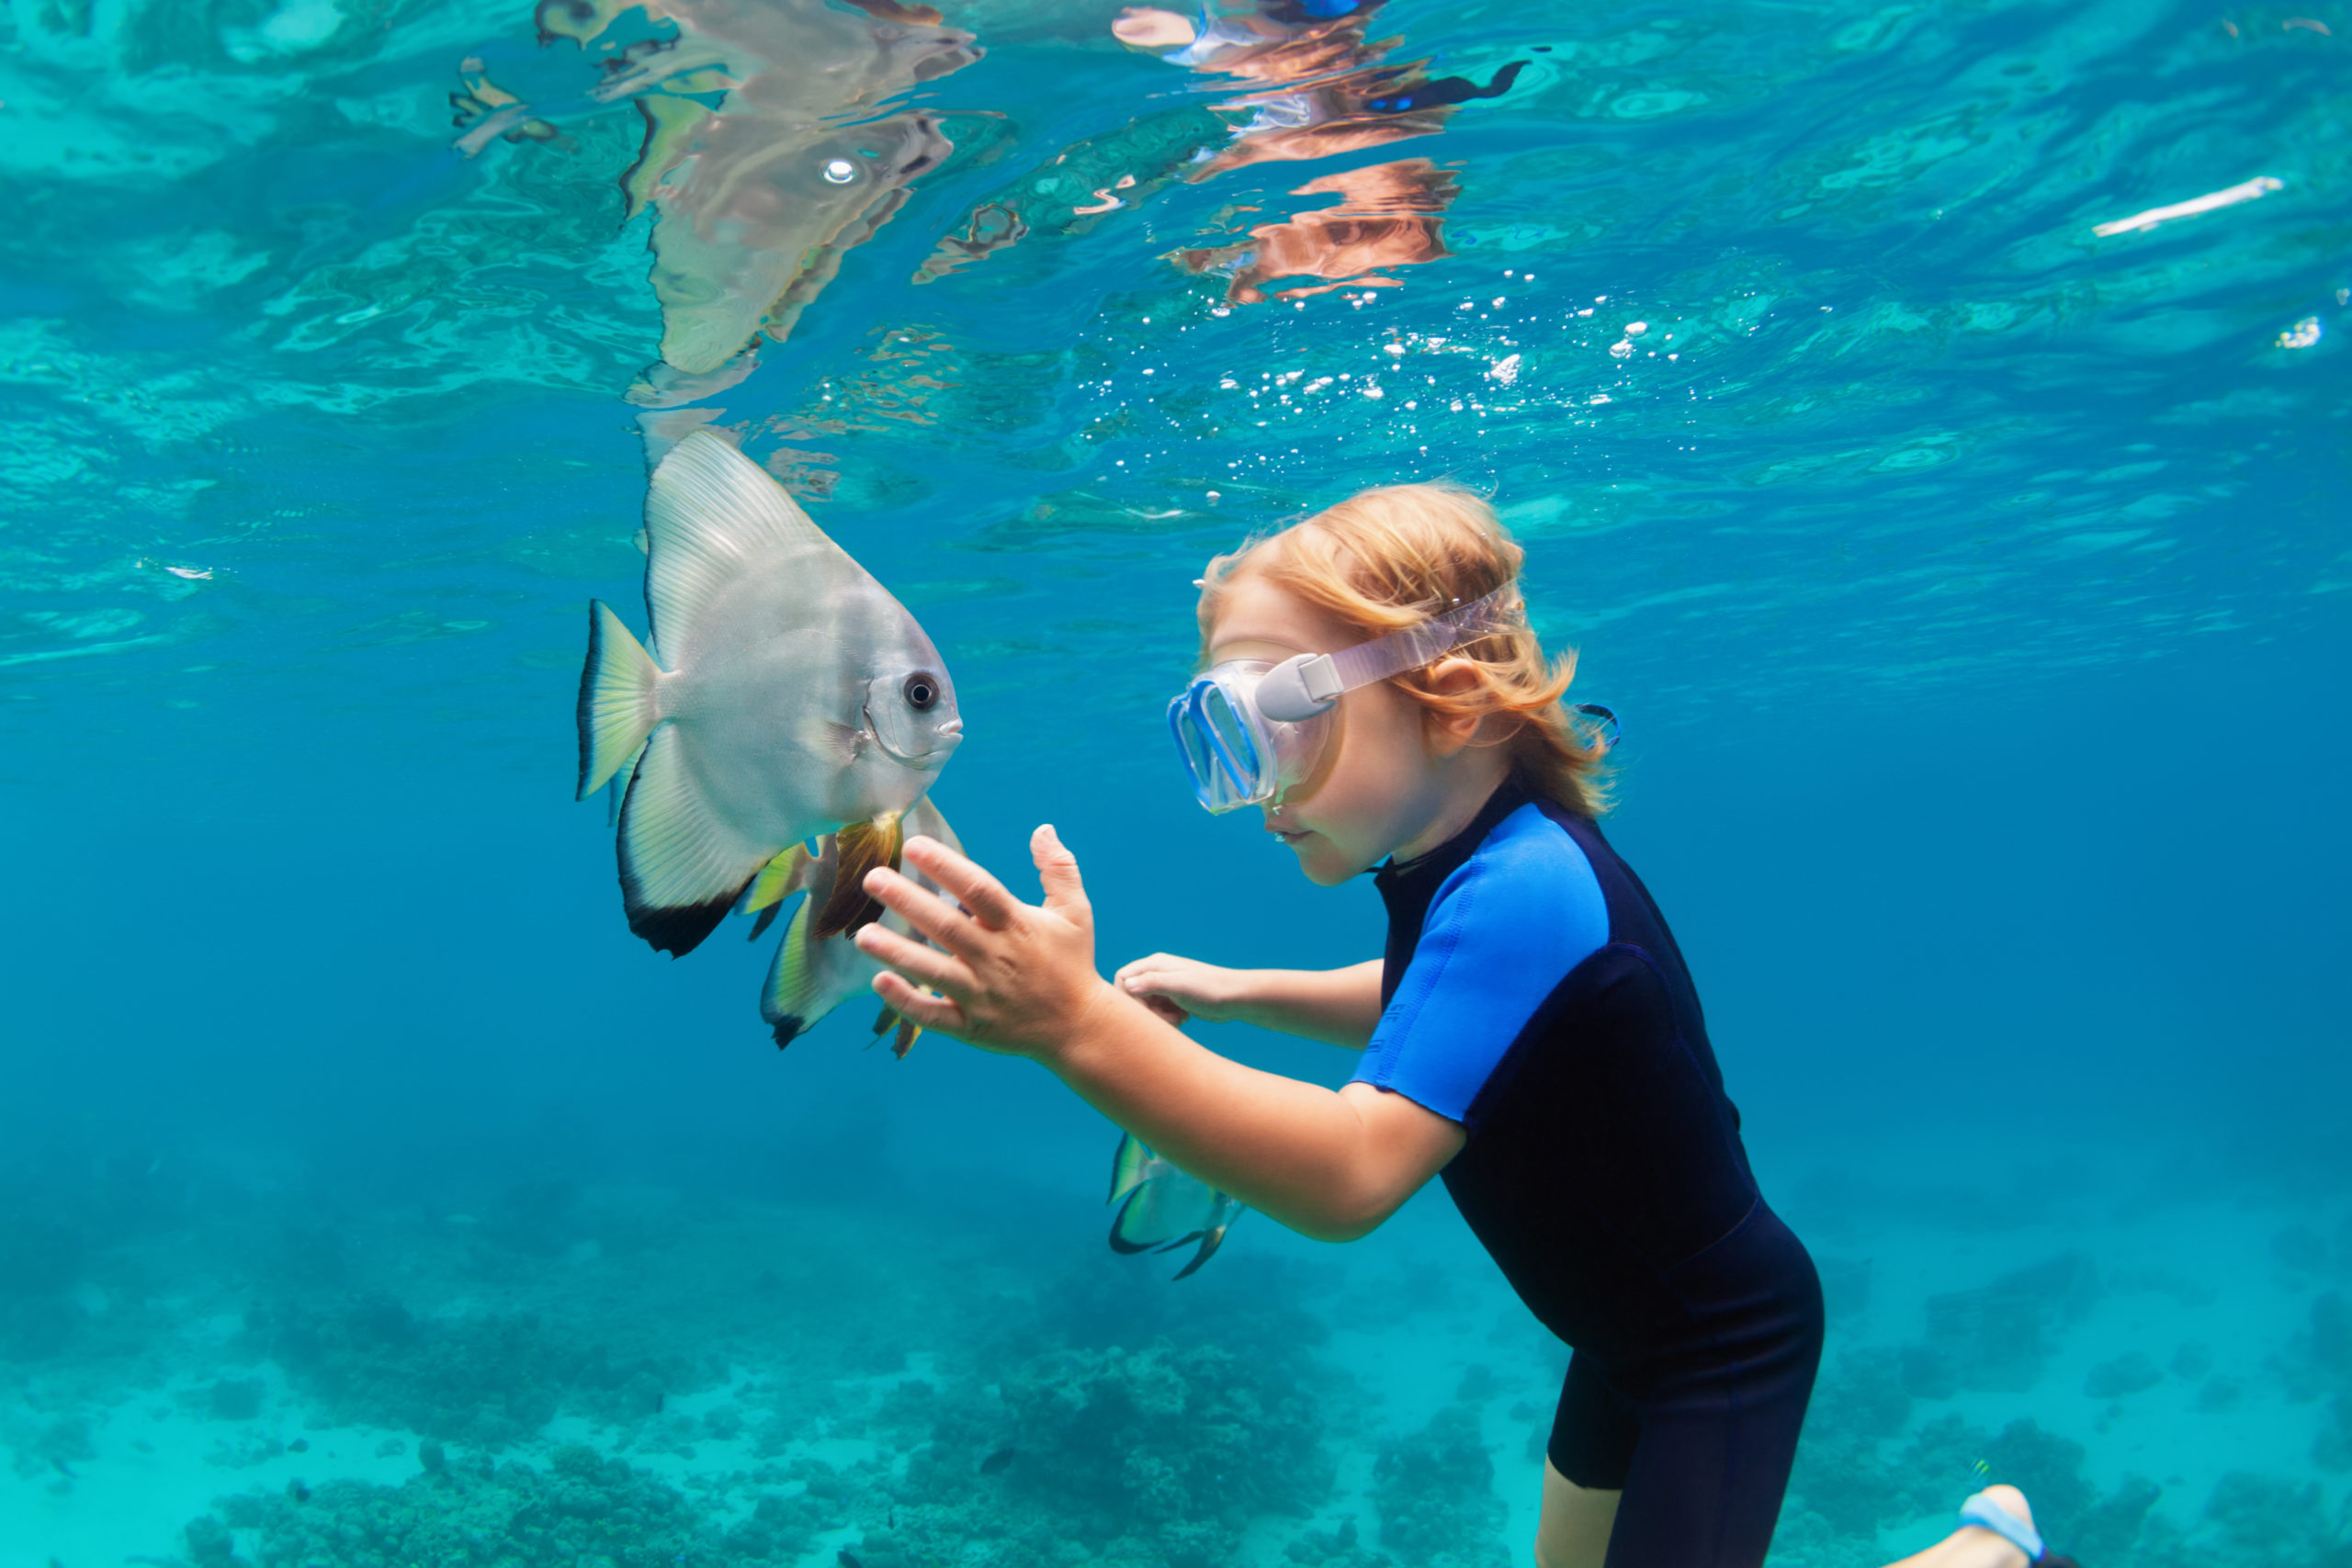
[1204,575,1464,886]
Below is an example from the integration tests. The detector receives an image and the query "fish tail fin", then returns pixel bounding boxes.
[1107,1133,1155,1207]
[812,812,903,939]
[577,600,662,800]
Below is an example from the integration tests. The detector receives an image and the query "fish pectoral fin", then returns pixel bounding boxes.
[738,834,839,921]
[813,812,904,940]
[577,601,663,799]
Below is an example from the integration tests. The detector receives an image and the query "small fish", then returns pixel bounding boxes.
[751,795,961,1051]
[1106,1134,1244,1280]
[577,431,964,958]
[978,1444,1016,1474]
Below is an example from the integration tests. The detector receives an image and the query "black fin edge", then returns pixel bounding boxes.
[1171,1224,1228,1281]
[628,895,736,958]
[772,1016,806,1050]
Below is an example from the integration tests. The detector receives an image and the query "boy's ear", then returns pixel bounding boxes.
[1421,659,1494,756]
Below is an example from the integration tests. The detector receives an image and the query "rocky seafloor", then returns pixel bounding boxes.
[6,1136,2350,1568]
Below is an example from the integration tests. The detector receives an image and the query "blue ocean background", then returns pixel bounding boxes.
[3,0,2347,1563]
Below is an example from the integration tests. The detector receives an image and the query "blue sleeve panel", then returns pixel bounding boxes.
[1351,802,1611,1122]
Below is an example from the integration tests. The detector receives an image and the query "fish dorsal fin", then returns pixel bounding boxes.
[1106,1133,1156,1207]
[643,431,845,652]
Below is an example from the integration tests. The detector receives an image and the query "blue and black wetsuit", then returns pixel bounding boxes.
[1353,774,1822,1568]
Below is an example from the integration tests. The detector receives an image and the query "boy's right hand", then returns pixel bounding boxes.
[1113,953,1249,1029]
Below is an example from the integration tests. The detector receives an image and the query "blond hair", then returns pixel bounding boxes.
[1197,482,1609,818]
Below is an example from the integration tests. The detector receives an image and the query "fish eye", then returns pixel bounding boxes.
[902,671,940,711]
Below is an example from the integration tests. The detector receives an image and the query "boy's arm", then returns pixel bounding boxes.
[1112,954,1385,1046]
[854,829,1464,1243]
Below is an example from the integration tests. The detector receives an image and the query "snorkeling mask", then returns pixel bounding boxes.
[1169,585,1528,813]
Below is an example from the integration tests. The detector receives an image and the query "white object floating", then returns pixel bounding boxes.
[1488,354,1521,386]
[2093,175,2282,237]
[2277,317,2322,349]
[821,159,856,185]
[1608,339,1634,359]
[1624,321,1649,336]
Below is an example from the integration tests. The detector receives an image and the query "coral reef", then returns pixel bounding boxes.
[249,1294,684,1447]
[184,1443,808,1568]
[1374,1402,1509,1568]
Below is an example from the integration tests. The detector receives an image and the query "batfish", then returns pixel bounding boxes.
[743,793,963,1054]
[576,430,962,956]
[1107,1134,1244,1280]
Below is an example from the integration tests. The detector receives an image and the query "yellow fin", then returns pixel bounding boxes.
[813,812,902,940]
[737,838,835,917]
[892,1017,922,1059]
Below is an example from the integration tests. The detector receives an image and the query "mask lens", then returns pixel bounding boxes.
[1169,671,1281,812]
[1170,691,1230,810]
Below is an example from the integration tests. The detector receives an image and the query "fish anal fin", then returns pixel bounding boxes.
[628,893,737,958]
[1106,1190,1159,1256]
[813,813,904,940]
[893,1018,921,1058]
[617,724,766,957]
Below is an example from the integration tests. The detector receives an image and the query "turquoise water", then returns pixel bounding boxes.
[4,0,2348,1562]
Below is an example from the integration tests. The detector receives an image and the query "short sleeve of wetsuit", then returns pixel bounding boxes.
[1351,803,1611,1122]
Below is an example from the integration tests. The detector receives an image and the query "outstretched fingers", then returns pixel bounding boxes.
[872,968,964,1035]
[899,834,1023,930]
[861,865,974,953]
[854,920,973,996]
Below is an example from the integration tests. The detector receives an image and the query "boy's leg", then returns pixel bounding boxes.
[1534,1460,1620,1568]
[1538,1354,1639,1568]
[1879,1486,2039,1568]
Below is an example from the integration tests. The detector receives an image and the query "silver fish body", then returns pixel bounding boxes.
[1107,1134,1244,1280]
[576,430,962,955]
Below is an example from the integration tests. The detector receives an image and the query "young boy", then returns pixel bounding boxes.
[852,484,2073,1568]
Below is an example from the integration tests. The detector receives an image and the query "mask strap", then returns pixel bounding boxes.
[1255,586,1516,723]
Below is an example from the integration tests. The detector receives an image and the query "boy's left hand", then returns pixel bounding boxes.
[853,825,1120,1058]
